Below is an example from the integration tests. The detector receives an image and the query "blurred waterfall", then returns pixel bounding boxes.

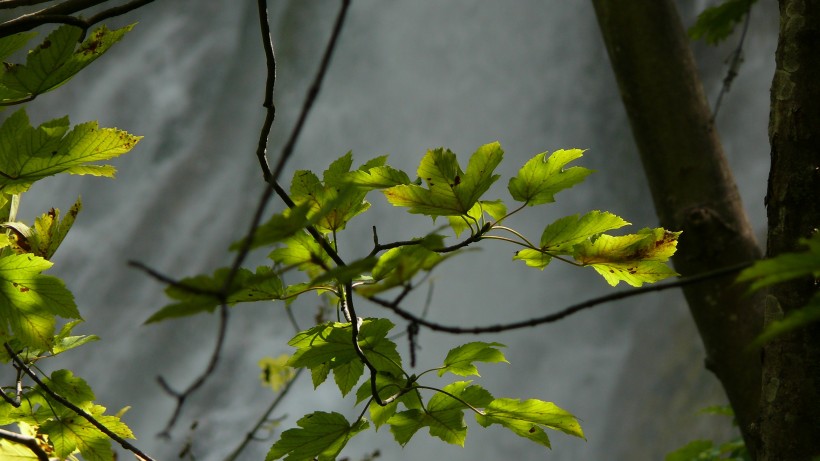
[9,1,776,459]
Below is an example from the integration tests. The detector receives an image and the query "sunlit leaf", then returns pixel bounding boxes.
[383,142,503,216]
[439,342,508,377]
[266,411,369,461]
[0,253,78,349]
[539,210,629,252]
[476,398,584,449]
[40,403,133,461]
[4,197,81,259]
[356,245,448,296]
[574,228,680,286]
[0,109,141,193]
[269,232,332,279]
[513,249,552,270]
[508,149,592,205]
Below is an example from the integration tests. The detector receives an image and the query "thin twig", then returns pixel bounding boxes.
[0,0,155,38]
[0,0,55,10]
[223,368,304,461]
[0,428,49,461]
[712,4,752,120]
[156,303,229,438]
[4,343,157,461]
[367,262,754,334]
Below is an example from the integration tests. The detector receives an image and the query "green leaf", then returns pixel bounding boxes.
[145,266,284,323]
[4,197,81,259]
[270,232,332,279]
[0,437,40,460]
[540,211,629,252]
[287,319,402,393]
[508,149,592,205]
[751,293,820,348]
[0,25,133,103]
[447,199,506,237]
[439,342,508,377]
[737,233,820,292]
[476,398,584,449]
[664,439,715,461]
[290,158,371,233]
[0,253,79,349]
[383,142,503,216]
[356,245,447,296]
[688,0,756,45]
[512,248,552,270]
[309,256,378,286]
[346,164,412,190]
[0,31,37,62]
[40,404,134,461]
[387,381,492,447]
[43,369,95,407]
[230,203,313,251]
[259,354,296,392]
[266,411,369,461]
[0,109,141,193]
[52,319,99,356]
[573,228,681,287]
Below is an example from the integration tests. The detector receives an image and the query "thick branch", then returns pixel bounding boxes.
[591,0,763,447]
[0,428,49,461]
[757,1,820,458]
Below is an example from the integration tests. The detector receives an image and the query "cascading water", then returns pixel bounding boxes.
[11,1,775,459]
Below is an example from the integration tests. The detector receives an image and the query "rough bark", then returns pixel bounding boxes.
[591,0,764,452]
[759,0,820,459]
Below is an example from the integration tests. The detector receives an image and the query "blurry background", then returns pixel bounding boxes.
[7,0,776,459]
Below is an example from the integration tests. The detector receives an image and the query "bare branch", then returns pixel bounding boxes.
[712,4,752,120]
[367,262,754,334]
[4,342,157,461]
[0,428,49,461]
[0,0,55,10]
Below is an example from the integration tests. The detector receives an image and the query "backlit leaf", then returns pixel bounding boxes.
[476,398,584,449]
[266,411,369,461]
[508,149,592,205]
[4,197,81,259]
[0,253,78,349]
[539,211,629,252]
[259,354,296,392]
[40,404,134,461]
[0,109,141,193]
[383,142,503,216]
[573,228,681,287]
[439,342,508,377]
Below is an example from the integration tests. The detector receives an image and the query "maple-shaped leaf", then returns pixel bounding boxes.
[475,398,584,449]
[0,253,78,349]
[539,211,629,252]
[387,381,493,446]
[266,411,369,461]
[508,149,592,205]
[0,109,141,193]
[0,24,133,103]
[383,142,503,216]
[40,403,134,461]
[287,319,402,393]
[4,197,81,259]
[573,228,681,287]
[269,232,332,280]
[356,245,449,296]
[448,199,507,237]
[289,154,372,233]
[354,372,418,429]
[145,266,284,323]
[439,342,508,377]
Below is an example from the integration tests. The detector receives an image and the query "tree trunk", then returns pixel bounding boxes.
[759,0,820,459]
[591,0,764,453]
